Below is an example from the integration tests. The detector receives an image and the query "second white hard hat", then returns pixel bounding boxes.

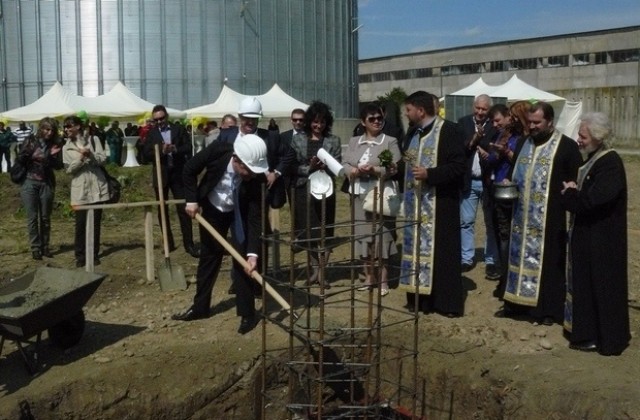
[238,97,263,118]
[234,134,268,174]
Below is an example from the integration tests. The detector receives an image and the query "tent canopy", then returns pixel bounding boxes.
[0,81,186,123]
[184,83,309,119]
[450,75,565,102]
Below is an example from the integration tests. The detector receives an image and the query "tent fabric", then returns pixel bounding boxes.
[556,101,583,140]
[449,77,494,97]
[0,81,186,122]
[0,82,81,121]
[184,83,309,119]
[489,75,565,102]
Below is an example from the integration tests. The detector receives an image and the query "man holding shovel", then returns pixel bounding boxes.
[172,135,268,334]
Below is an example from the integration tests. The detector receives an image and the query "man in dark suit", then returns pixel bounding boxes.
[457,94,499,279]
[279,108,305,200]
[143,104,199,258]
[172,135,269,334]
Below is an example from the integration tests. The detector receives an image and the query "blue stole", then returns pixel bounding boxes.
[398,118,444,295]
[504,130,562,306]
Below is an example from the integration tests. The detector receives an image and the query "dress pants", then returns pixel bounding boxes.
[192,200,255,318]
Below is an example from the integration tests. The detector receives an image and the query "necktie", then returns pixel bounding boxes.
[232,177,245,244]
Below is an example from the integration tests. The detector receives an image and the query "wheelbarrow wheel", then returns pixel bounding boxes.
[48,311,85,349]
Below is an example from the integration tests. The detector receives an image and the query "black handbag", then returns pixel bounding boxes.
[10,161,27,184]
[101,167,121,204]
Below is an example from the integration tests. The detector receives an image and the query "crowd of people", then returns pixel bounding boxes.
[4,93,630,351]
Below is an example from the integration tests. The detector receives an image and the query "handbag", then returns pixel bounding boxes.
[362,180,402,217]
[101,167,121,204]
[10,160,27,184]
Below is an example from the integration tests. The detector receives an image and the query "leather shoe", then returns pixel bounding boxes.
[41,249,54,258]
[185,244,200,258]
[171,308,208,322]
[461,263,473,273]
[32,250,42,260]
[485,264,501,280]
[238,316,256,334]
[569,341,598,352]
[541,316,555,326]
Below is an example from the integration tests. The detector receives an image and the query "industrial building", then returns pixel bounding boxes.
[359,26,640,145]
[0,0,358,117]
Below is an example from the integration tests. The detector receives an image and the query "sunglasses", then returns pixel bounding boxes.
[366,116,384,123]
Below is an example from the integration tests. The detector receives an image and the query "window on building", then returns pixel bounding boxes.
[415,68,433,78]
[359,74,373,83]
[510,58,539,70]
[392,70,410,80]
[547,55,568,67]
[372,72,391,82]
[610,49,640,63]
[594,52,608,64]
[457,63,482,74]
[488,61,506,72]
[573,53,590,66]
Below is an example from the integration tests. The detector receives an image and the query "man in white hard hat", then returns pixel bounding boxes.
[175,135,268,334]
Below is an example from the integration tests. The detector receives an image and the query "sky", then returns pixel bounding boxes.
[357,0,640,59]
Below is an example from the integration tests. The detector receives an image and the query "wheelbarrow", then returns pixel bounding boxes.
[0,267,106,374]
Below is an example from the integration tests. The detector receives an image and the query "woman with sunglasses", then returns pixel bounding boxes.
[62,116,110,267]
[17,117,64,260]
[342,103,401,295]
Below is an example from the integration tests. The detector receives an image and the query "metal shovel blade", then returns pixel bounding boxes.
[157,258,187,291]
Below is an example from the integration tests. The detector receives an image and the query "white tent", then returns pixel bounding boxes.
[184,83,308,119]
[490,75,565,103]
[256,83,309,117]
[0,82,81,122]
[88,82,186,119]
[0,81,186,122]
[449,77,495,97]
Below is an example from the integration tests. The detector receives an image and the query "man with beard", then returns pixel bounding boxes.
[499,101,581,325]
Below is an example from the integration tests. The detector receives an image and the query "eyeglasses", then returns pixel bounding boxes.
[366,116,384,123]
[291,118,304,122]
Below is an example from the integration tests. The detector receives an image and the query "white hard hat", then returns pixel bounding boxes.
[234,134,268,174]
[238,97,263,118]
[308,170,333,199]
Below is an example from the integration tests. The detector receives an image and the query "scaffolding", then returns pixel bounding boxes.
[257,186,426,419]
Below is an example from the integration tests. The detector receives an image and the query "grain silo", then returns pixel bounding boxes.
[0,0,359,117]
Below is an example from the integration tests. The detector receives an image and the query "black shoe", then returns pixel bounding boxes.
[569,341,598,352]
[94,258,101,266]
[494,306,513,318]
[461,263,473,273]
[42,249,54,258]
[541,316,555,326]
[171,308,208,322]
[32,250,42,260]
[238,316,256,334]
[228,283,236,295]
[485,264,501,280]
[76,260,85,268]
[185,244,201,258]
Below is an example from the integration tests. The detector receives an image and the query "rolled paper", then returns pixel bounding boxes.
[317,147,344,177]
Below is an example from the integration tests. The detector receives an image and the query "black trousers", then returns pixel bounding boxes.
[74,206,103,262]
[155,169,194,249]
[192,200,255,318]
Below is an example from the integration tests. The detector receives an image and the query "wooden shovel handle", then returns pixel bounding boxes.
[194,213,293,314]
[154,144,170,259]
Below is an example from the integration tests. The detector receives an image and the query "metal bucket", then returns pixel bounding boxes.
[493,182,519,201]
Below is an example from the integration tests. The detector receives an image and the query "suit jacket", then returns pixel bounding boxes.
[218,126,292,208]
[183,141,263,256]
[458,114,496,192]
[143,123,192,189]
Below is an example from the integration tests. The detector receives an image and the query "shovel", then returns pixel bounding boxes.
[154,144,187,291]
[195,213,297,318]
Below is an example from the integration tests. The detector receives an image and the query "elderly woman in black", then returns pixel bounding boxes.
[18,117,64,260]
[289,101,342,286]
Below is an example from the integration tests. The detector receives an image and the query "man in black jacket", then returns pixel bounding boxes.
[143,104,199,258]
[172,135,268,334]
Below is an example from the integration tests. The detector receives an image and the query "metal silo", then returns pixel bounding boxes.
[0,0,359,117]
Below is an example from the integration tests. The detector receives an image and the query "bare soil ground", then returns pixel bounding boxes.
[0,157,639,419]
